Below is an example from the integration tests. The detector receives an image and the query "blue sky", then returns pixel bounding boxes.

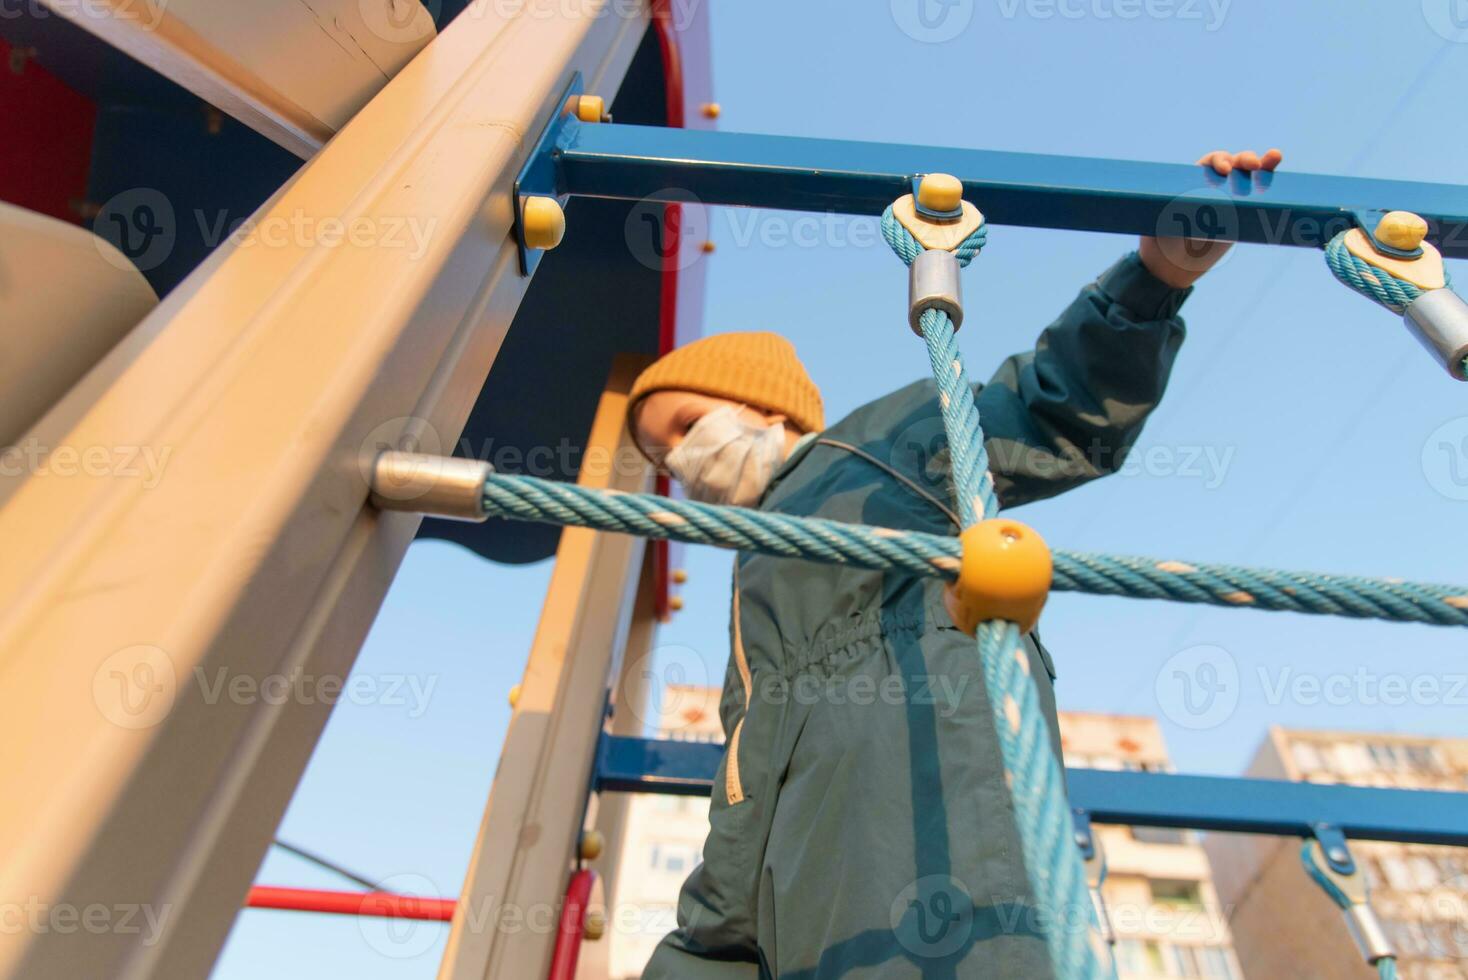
[213,2,1468,976]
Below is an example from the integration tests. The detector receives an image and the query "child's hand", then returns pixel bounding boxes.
[1139,148,1284,289]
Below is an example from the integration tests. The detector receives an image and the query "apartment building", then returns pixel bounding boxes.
[604,696,1243,979]
[1204,727,1468,980]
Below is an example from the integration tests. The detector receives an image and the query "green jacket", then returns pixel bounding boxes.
[643,252,1190,980]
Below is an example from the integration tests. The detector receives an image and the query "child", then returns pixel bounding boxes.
[630,149,1279,979]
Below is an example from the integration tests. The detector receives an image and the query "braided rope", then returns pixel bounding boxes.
[480,474,1468,627]
[1323,231,1432,314]
[883,203,1108,979]
[1323,230,1468,377]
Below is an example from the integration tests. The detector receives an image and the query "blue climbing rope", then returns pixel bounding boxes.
[480,473,1468,627]
[882,203,1110,980]
[1323,231,1438,315]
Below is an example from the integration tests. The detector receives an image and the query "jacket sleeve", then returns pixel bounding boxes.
[976,251,1190,508]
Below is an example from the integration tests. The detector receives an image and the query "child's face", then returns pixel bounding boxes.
[634,389,792,471]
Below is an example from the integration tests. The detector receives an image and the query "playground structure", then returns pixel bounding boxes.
[2,2,1468,979]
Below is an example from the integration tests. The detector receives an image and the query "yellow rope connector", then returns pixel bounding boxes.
[1376,210,1428,252]
[574,94,606,123]
[916,172,964,214]
[946,519,1053,635]
[579,830,605,861]
[522,196,566,251]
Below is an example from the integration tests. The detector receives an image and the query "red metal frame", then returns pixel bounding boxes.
[244,886,455,921]
[0,37,96,224]
[545,869,598,980]
[650,0,687,619]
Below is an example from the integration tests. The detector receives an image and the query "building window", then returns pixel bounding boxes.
[1132,825,1189,846]
[1290,741,1323,774]
[1150,878,1203,909]
[1379,856,1417,892]
[1114,939,1146,974]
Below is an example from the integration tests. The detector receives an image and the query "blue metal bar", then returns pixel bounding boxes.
[595,735,1468,847]
[556,123,1468,258]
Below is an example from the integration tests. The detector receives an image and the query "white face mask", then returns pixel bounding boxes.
[664,405,787,507]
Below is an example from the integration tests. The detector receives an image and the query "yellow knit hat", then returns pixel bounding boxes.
[627,332,824,456]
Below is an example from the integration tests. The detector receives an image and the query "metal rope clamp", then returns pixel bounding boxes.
[1302,829,1395,966]
[897,173,985,335]
[1073,812,1115,948]
[369,451,494,522]
[1349,210,1468,380]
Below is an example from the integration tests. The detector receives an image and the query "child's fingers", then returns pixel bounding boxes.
[1260,148,1284,171]
[1234,150,1262,171]
[1197,149,1233,175]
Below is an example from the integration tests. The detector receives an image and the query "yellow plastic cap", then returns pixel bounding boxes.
[522,197,565,250]
[1376,211,1428,252]
[917,173,964,214]
[579,830,605,861]
[701,102,721,119]
[672,568,689,584]
[669,595,685,612]
[584,910,607,941]
[575,95,605,123]
[947,519,1053,635]
[508,684,521,708]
